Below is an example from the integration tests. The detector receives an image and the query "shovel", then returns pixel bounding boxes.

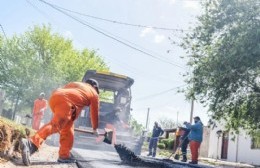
[74,128,113,144]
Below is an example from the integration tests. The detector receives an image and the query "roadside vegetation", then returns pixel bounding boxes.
[129,116,145,136]
[0,116,34,162]
[0,24,109,120]
[180,0,260,134]
[0,24,109,162]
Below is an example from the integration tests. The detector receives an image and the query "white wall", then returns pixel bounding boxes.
[207,122,260,165]
[208,123,225,159]
[200,127,210,157]
[227,131,260,165]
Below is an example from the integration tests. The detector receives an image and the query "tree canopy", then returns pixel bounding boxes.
[158,117,177,129]
[181,0,260,133]
[0,25,109,118]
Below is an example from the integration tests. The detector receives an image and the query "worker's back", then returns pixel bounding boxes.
[56,82,98,108]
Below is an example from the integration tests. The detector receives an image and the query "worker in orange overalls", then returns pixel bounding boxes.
[32,92,48,130]
[20,79,100,165]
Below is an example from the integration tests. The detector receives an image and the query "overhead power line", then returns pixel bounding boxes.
[26,0,53,22]
[135,84,187,101]
[38,0,185,69]
[27,0,183,83]
[47,3,186,32]
[0,24,8,40]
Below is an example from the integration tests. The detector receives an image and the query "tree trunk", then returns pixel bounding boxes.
[12,92,20,120]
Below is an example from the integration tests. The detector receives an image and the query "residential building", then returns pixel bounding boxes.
[207,121,260,165]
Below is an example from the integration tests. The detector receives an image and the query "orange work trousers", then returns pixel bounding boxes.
[32,114,43,130]
[190,140,201,162]
[30,92,79,159]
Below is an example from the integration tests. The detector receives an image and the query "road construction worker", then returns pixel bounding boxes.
[32,92,48,130]
[147,121,164,157]
[179,126,190,162]
[174,128,181,150]
[184,116,203,164]
[20,79,100,165]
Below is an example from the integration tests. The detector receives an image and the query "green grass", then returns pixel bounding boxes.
[0,116,35,137]
[158,149,172,157]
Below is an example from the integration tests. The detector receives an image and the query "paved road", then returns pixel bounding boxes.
[72,148,147,168]
[72,147,214,168]
[48,134,214,168]
[71,134,142,168]
[47,134,253,168]
[71,135,213,168]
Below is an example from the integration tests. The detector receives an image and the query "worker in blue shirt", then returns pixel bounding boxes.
[184,116,203,164]
[147,122,164,157]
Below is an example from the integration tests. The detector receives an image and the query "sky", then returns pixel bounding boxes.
[0,0,209,129]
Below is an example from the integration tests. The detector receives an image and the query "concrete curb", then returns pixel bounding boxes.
[199,157,255,168]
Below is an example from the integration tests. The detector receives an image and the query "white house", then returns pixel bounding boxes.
[207,121,260,165]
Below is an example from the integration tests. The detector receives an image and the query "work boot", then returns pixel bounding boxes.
[189,161,198,164]
[152,153,156,157]
[147,153,152,156]
[57,156,76,163]
[181,155,187,162]
[20,138,38,166]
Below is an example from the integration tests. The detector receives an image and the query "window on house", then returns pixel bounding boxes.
[251,130,260,149]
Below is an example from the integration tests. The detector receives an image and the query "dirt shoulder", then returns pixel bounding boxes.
[0,116,33,163]
[1,143,77,168]
[0,117,77,168]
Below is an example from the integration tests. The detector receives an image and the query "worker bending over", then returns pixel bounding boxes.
[20,79,100,165]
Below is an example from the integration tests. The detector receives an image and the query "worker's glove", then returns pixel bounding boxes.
[92,129,99,137]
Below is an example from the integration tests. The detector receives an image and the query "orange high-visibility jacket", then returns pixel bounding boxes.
[61,82,99,130]
[33,99,48,116]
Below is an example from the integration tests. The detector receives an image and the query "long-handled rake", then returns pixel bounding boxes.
[168,136,188,160]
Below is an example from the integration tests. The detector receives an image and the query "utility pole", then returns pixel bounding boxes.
[176,111,179,126]
[235,134,239,162]
[145,108,150,129]
[190,99,194,123]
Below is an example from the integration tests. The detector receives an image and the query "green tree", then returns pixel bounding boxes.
[129,116,145,136]
[181,0,260,134]
[0,25,109,118]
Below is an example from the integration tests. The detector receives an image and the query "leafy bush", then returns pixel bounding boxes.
[157,143,165,149]
[167,139,174,149]
[160,138,174,150]
[160,139,168,146]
